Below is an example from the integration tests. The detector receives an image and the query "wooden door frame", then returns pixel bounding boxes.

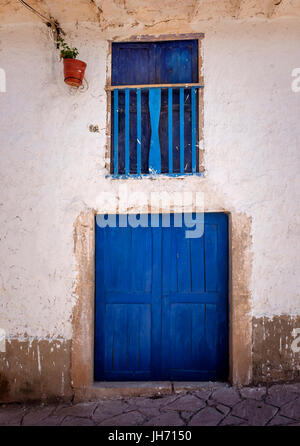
[71,209,252,396]
[105,34,205,175]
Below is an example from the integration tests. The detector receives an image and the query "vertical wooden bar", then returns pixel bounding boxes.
[161,220,171,379]
[125,88,130,175]
[105,41,112,174]
[191,87,196,174]
[148,88,161,174]
[180,87,184,174]
[94,218,105,379]
[113,89,118,175]
[151,220,162,379]
[198,39,204,173]
[168,88,173,174]
[137,89,142,176]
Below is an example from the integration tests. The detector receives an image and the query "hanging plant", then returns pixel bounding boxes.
[57,36,87,87]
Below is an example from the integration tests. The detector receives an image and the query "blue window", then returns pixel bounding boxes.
[110,40,203,177]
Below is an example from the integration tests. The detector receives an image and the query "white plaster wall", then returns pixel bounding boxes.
[0,16,300,341]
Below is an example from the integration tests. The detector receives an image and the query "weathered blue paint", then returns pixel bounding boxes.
[107,171,203,179]
[110,86,203,178]
[125,88,130,175]
[191,87,196,174]
[113,89,118,175]
[179,87,184,174]
[94,213,229,381]
[149,88,161,174]
[151,223,162,378]
[112,41,198,85]
[168,88,173,174]
[136,89,142,176]
[111,40,202,176]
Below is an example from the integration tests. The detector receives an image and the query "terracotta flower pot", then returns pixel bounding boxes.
[63,58,87,87]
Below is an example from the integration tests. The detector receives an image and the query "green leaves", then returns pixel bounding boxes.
[57,36,79,59]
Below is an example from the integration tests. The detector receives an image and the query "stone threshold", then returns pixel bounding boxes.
[73,381,227,402]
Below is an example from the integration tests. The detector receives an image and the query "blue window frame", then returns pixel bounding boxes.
[110,40,203,177]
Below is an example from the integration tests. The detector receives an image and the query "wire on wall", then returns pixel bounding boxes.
[18,0,51,24]
[17,0,65,43]
[18,0,88,93]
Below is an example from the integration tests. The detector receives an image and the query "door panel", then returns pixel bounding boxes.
[95,213,228,381]
[104,304,151,380]
[112,40,198,86]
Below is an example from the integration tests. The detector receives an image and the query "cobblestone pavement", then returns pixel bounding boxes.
[1,383,300,426]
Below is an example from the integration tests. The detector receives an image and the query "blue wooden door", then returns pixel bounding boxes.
[94,213,228,381]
